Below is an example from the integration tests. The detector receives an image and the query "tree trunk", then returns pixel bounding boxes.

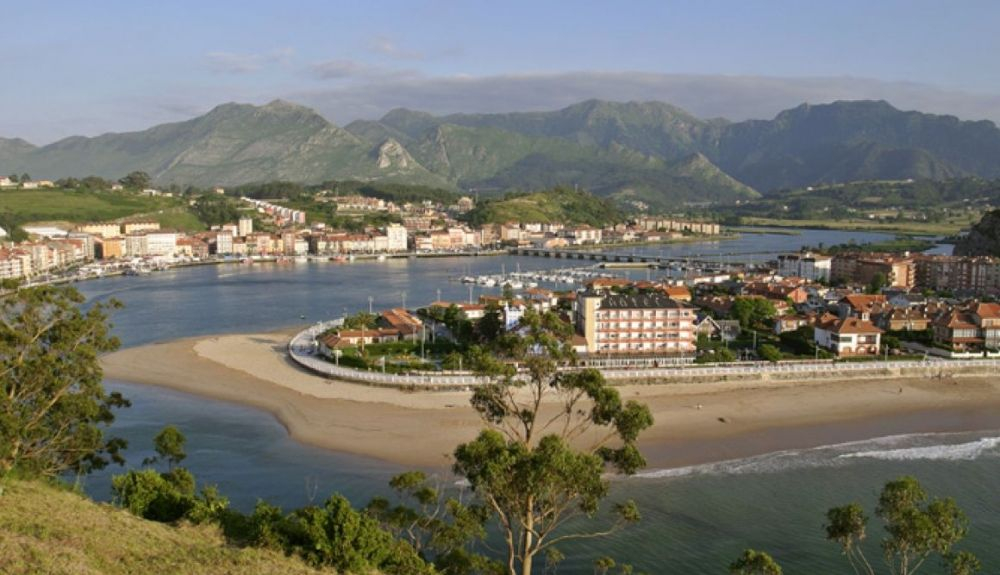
[521,500,535,575]
[521,551,533,575]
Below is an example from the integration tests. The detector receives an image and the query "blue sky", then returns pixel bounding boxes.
[4,0,1000,143]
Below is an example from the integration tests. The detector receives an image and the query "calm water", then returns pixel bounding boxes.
[77,229,993,573]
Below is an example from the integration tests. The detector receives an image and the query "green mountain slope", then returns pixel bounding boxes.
[437,99,720,160]
[4,98,1000,199]
[0,480,332,575]
[711,100,1000,189]
[1,101,449,189]
[354,108,756,206]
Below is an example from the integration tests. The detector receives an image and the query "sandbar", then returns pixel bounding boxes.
[100,331,1000,470]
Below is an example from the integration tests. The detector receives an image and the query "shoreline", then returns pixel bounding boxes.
[100,330,1000,471]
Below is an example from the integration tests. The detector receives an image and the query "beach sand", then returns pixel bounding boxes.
[100,331,1000,470]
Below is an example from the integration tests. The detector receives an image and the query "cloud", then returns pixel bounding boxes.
[310,59,377,80]
[206,48,295,74]
[309,58,422,83]
[368,36,424,60]
[288,71,1000,127]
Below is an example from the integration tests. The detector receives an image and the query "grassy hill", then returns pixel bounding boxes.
[0,479,333,575]
[0,188,212,235]
[0,188,178,223]
[464,187,623,227]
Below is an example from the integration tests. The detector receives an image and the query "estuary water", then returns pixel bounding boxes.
[76,229,996,574]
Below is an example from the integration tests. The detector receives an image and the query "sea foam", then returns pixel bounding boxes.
[838,436,1000,462]
[634,432,1000,480]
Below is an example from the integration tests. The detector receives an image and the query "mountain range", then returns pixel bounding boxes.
[3,98,1000,209]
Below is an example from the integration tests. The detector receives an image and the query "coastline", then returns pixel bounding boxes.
[100,330,1000,471]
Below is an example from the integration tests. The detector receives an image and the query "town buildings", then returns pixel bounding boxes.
[238,216,254,237]
[814,314,883,356]
[915,255,1000,294]
[831,253,915,289]
[777,252,832,281]
[575,292,697,354]
[932,302,1000,352]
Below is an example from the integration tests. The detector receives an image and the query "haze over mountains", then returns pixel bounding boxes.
[3,98,1000,209]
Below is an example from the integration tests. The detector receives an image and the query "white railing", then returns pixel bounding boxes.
[288,325,1000,389]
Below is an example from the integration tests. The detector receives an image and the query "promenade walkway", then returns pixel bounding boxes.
[288,322,1000,390]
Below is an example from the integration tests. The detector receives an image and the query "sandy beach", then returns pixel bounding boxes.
[100,331,1000,470]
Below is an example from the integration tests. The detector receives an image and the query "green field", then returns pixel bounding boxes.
[0,188,213,234]
[150,207,211,232]
[742,215,976,236]
[0,188,180,224]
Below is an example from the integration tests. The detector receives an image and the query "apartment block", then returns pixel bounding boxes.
[576,292,697,354]
[915,255,1000,294]
[777,252,832,281]
[831,253,915,289]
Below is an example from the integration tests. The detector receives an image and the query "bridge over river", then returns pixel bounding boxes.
[507,247,781,267]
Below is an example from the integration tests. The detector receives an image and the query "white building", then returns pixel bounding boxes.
[215,230,234,255]
[813,314,883,356]
[238,216,254,237]
[575,292,697,354]
[125,234,146,257]
[777,252,832,281]
[144,232,178,257]
[385,224,408,252]
[0,250,32,279]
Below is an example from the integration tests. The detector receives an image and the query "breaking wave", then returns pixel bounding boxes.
[839,436,1000,462]
[634,431,1000,480]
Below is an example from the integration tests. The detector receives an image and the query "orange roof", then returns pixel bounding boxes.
[933,311,977,330]
[842,294,887,310]
[817,316,883,335]
[586,277,632,289]
[661,286,690,298]
[972,302,1000,319]
[380,308,422,333]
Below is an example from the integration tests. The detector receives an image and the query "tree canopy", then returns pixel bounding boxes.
[454,307,652,575]
[0,285,129,477]
[119,171,152,190]
[736,476,981,575]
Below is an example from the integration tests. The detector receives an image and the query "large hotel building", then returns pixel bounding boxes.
[575,292,698,354]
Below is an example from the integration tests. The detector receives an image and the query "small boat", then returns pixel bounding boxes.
[376,254,387,262]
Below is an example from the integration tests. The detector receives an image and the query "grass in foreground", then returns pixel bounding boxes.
[0,479,332,575]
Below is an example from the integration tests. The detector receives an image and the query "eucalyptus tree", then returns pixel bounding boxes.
[0,284,129,478]
[454,308,653,575]
[729,549,783,575]
[825,476,979,575]
[733,476,981,575]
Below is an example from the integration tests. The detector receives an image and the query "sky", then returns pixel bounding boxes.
[3,0,1000,144]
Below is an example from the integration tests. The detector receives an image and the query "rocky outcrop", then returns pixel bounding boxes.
[373,138,414,169]
[953,209,1000,256]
